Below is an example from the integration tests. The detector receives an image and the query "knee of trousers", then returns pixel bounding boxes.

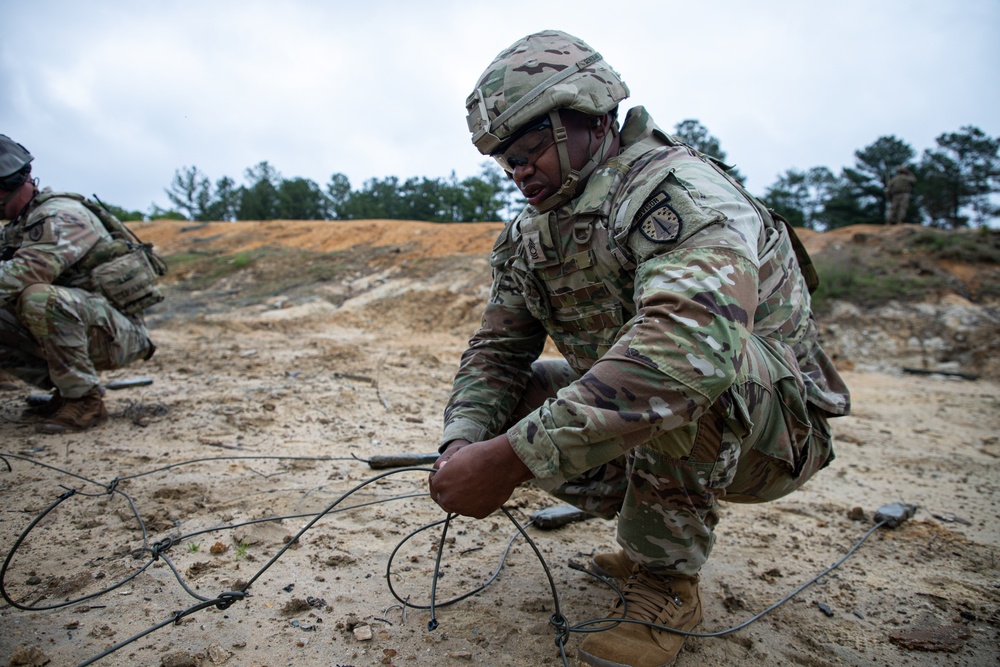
[16,284,86,339]
[16,284,58,334]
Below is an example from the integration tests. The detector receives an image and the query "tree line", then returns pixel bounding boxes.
[143,161,519,225]
[122,121,998,230]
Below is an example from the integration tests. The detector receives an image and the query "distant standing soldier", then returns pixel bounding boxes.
[885,166,917,225]
[0,135,158,433]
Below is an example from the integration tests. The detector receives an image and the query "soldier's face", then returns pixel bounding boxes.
[0,187,15,220]
[0,181,31,220]
[508,110,607,208]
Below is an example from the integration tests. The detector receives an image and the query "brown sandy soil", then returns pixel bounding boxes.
[1,220,998,667]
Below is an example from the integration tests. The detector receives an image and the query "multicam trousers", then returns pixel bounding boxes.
[886,193,911,225]
[0,284,153,399]
[508,336,836,577]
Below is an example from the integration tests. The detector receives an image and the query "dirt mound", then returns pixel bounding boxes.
[137,218,502,259]
[139,218,1000,380]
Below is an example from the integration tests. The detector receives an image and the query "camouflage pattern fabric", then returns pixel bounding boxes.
[0,190,152,397]
[885,170,917,225]
[0,307,53,390]
[442,107,850,575]
[466,29,629,155]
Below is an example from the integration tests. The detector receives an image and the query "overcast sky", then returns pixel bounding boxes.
[3,0,998,217]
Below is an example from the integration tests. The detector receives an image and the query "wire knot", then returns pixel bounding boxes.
[150,537,174,559]
[549,612,570,647]
[215,590,248,610]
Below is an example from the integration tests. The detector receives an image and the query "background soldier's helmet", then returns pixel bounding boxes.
[0,135,34,196]
[466,30,630,156]
[0,135,33,180]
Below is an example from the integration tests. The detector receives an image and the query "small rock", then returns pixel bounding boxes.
[889,623,972,653]
[232,522,290,547]
[206,643,233,664]
[161,650,197,667]
[325,553,358,567]
[281,598,312,616]
[8,646,49,667]
[353,624,373,641]
[88,625,116,638]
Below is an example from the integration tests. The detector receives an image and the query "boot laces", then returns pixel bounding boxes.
[615,569,684,623]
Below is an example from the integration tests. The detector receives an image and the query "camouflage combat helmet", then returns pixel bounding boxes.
[0,134,35,190]
[0,135,33,181]
[466,30,629,211]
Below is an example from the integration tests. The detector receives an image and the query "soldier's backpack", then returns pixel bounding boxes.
[38,192,168,315]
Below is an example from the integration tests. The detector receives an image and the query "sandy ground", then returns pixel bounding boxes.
[0,221,998,667]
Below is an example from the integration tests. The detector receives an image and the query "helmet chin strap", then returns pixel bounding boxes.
[534,110,615,212]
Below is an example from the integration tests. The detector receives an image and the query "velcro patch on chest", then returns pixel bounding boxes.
[521,230,543,266]
[635,190,682,243]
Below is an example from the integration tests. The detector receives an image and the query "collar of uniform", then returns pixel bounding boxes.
[618,106,673,147]
[568,109,669,220]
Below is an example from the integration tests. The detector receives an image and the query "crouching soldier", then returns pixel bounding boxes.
[0,135,158,434]
[429,31,851,667]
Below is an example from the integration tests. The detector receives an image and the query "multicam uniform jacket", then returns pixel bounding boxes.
[442,107,850,487]
[1,190,125,304]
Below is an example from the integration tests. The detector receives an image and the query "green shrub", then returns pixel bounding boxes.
[911,229,1000,264]
[812,260,934,312]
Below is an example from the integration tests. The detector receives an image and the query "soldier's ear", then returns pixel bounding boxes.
[592,114,611,139]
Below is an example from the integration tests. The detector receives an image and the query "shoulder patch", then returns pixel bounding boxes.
[635,190,682,243]
[25,216,58,245]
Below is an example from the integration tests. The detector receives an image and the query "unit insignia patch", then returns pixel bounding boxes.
[636,191,682,243]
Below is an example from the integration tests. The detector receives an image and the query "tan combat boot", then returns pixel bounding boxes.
[590,549,635,580]
[24,391,65,418]
[35,388,107,434]
[579,568,702,667]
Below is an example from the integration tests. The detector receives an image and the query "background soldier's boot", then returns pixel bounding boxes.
[590,549,635,580]
[579,568,702,667]
[36,388,107,434]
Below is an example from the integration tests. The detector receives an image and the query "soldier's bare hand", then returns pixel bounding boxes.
[433,439,471,471]
[428,434,532,519]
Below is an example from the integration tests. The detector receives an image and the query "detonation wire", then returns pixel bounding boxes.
[3,450,896,667]
[0,452,377,610]
[2,451,441,667]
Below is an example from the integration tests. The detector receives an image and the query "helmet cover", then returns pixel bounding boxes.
[0,135,33,180]
[466,30,629,155]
